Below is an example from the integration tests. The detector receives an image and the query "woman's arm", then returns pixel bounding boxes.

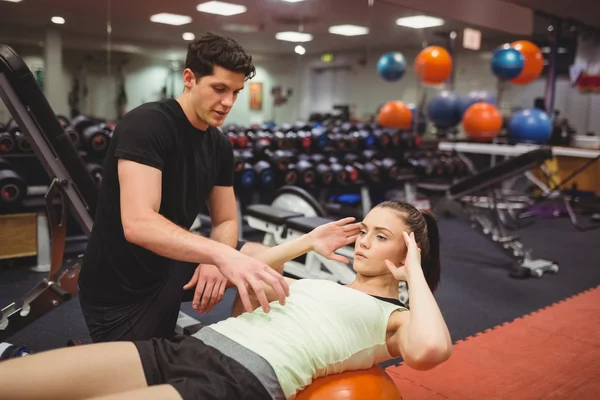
[252,217,360,270]
[393,268,452,370]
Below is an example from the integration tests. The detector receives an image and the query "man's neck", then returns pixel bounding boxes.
[176,93,209,131]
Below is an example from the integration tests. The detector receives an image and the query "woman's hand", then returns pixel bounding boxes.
[385,231,421,281]
[308,217,361,264]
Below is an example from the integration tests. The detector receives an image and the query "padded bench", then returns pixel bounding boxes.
[245,204,357,284]
[448,148,553,199]
[246,204,304,246]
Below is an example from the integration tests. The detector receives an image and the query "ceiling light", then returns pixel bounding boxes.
[182,32,196,41]
[281,0,306,2]
[329,24,369,36]
[396,16,444,29]
[51,16,66,25]
[2,0,24,3]
[275,31,313,43]
[197,1,247,16]
[223,23,259,33]
[295,45,306,55]
[150,13,192,26]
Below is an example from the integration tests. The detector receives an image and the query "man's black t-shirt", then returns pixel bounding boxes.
[79,99,234,304]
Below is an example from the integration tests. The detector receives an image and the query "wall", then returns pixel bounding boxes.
[0,45,299,127]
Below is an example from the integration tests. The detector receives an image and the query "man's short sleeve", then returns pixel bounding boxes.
[215,131,234,187]
[113,109,172,171]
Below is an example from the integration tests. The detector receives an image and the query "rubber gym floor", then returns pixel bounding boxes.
[1,215,599,398]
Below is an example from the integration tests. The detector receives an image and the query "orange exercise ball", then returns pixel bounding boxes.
[414,46,453,85]
[510,40,544,85]
[378,100,412,129]
[462,102,503,142]
[295,367,403,400]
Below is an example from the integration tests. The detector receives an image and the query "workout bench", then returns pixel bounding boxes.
[245,204,357,284]
[439,147,560,278]
[0,45,97,340]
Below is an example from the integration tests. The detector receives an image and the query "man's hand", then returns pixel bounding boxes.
[215,249,290,314]
[183,264,228,314]
[308,217,361,264]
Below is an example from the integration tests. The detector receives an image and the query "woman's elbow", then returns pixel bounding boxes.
[406,344,452,371]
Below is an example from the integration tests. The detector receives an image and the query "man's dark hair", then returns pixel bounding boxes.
[185,32,256,81]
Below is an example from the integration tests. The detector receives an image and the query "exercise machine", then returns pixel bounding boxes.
[438,148,560,278]
[0,44,98,341]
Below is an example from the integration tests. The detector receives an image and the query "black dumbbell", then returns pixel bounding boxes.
[293,159,317,187]
[301,154,333,187]
[253,160,275,187]
[6,120,32,153]
[86,162,104,185]
[343,153,381,184]
[64,126,80,148]
[328,156,359,186]
[0,129,15,154]
[0,158,27,208]
[71,115,97,135]
[82,124,111,155]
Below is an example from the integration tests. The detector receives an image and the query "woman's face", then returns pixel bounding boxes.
[353,207,408,277]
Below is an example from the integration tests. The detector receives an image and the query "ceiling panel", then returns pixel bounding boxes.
[0,0,522,59]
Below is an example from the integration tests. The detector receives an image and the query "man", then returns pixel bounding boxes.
[78,32,289,343]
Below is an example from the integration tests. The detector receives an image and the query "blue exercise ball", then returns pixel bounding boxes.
[426,90,462,129]
[377,52,407,82]
[508,108,553,144]
[459,90,497,116]
[491,45,524,81]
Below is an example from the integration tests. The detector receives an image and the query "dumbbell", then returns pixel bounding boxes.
[0,158,27,208]
[64,126,80,148]
[86,162,104,185]
[298,154,333,187]
[373,129,392,149]
[291,159,318,187]
[6,120,32,153]
[311,127,329,151]
[324,156,359,186]
[343,153,381,184]
[0,128,15,154]
[71,115,98,135]
[82,124,111,155]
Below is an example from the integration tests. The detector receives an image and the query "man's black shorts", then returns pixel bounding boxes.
[80,240,246,342]
[134,334,271,400]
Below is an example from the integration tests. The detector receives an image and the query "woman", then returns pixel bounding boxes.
[0,200,451,400]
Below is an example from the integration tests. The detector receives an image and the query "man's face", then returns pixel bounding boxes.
[183,65,245,128]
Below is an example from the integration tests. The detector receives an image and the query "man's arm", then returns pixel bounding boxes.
[206,185,238,248]
[119,159,233,264]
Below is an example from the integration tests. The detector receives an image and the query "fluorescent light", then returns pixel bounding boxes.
[281,0,306,2]
[396,16,444,29]
[223,23,259,33]
[295,45,306,55]
[329,24,369,36]
[51,16,65,25]
[182,32,196,41]
[196,1,247,16]
[150,13,192,26]
[275,31,313,43]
